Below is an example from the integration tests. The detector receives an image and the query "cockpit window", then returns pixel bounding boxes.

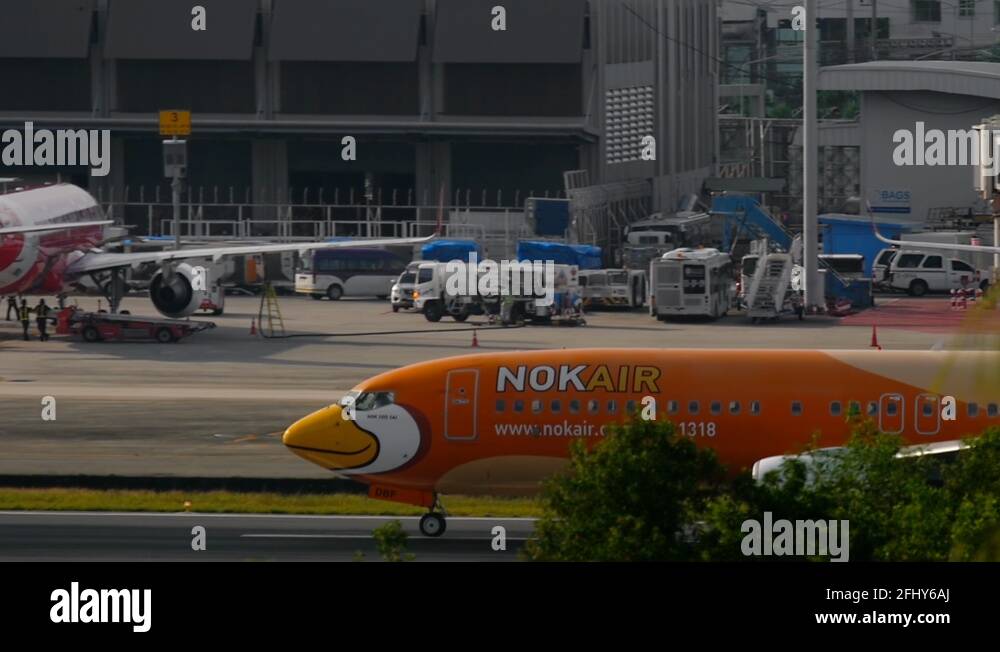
[349,391,395,411]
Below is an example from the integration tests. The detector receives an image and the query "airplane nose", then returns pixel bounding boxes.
[283,405,341,450]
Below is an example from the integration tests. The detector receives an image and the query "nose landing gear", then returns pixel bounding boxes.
[418,496,448,537]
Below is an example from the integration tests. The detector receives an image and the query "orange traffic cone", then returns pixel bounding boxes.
[249,319,257,336]
[471,330,479,348]
[870,324,881,350]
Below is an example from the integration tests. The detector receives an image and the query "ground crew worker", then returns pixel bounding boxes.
[18,299,32,341]
[5,294,17,321]
[35,298,51,341]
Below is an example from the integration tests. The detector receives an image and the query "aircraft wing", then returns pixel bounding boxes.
[753,439,969,482]
[66,235,435,275]
[0,220,113,236]
[870,205,1000,254]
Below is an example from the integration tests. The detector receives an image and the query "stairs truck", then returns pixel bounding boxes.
[745,253,805,323]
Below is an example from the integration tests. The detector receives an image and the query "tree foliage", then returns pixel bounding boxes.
[525,415,1000,562]
[524,419,724,561]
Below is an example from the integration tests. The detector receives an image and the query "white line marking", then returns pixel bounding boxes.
[241,533,529,541]
[0,510,537,522]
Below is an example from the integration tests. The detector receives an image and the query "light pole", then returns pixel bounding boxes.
[803,0,821,311]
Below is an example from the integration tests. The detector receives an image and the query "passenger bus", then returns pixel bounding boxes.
[650,248,733,320]
[295,248,408,300]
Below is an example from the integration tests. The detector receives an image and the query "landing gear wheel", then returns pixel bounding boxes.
[419,512,446,537]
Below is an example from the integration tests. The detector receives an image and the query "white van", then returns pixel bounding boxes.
[887,251,991,296]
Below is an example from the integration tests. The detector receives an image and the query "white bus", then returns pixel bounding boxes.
[296,248,408,300]
[650,248,733,320]
[578,269,646,308]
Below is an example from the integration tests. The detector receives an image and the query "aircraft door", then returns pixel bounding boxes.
[879,393,904,434]
[444,369,479,440]
[915,394,941,435]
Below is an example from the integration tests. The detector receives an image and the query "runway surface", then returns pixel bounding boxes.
[0,511,535,561]
[0,295,970,479]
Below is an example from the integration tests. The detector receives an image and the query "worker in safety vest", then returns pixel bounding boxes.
[35,299,51,341]
[18,299,32,341]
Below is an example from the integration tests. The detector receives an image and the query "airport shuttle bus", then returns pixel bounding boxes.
[650,248,732,320]
[295,248,407,300]
[283,348,1000,536]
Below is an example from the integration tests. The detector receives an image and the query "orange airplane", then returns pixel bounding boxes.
[283,348,1000,536]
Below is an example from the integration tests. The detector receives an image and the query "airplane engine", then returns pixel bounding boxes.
[149,263,210,318]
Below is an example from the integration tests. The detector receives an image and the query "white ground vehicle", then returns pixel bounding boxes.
[412,262,478,322]
[295,248,406,300]
[578,269,646,308]
[413,260,584,325]
[390,261,422,312]
[887,251,991,296]
[650,248,733,320]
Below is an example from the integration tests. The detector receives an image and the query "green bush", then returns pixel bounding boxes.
[525,414,1000,562]
[524,419,724,561]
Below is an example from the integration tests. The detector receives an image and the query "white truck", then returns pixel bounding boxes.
[872,231,994,289]
[412,260,585,325]
[886,251,991,296]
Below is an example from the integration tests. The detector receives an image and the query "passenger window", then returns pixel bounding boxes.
[729,401,741,415]
[607,401,618,415]
[830,402,842,416]
[551,400,562,414]
[921,256,943,269]
[990,404,999,418]
[688,401,700,415]
[569,399,581,414]
[922,402,934,417]
[667,400,679,415]
[968,402,979,417]
[495,400,505,413]
[849,401,861,416]
[750,401,761,415]
[710,401,722,416]
[588,400,600,415]
[791,401,803,416]
[513,400,524,413]
[532,400,543,414]
[886,401,898,416]
[867,401,878,417]
[626,400,637,414]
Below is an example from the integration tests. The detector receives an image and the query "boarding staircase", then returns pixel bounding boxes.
[746,253,796,320]
[712,192,853,297]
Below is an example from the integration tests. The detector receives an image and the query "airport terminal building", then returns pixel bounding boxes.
[0,0,717,242]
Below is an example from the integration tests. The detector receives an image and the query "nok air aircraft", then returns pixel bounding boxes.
[284,348,1000,536]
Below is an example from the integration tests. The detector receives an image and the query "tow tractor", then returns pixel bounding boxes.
[56,306,216,343]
